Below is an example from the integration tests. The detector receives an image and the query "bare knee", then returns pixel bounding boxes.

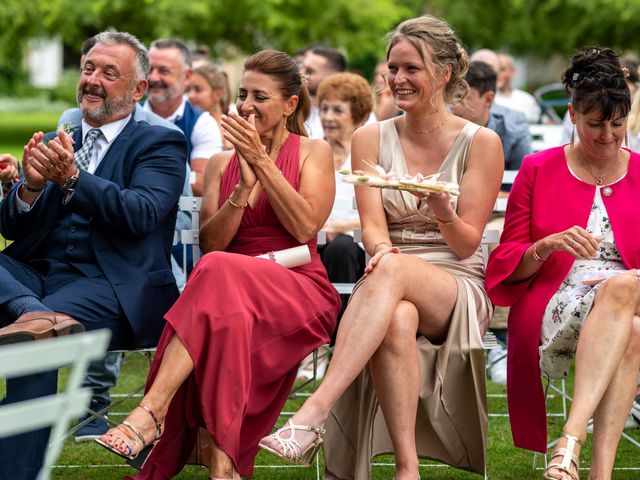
[597,274,640,315]
[379,302,419,355]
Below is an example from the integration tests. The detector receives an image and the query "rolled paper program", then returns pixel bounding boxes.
[256,245,311,268]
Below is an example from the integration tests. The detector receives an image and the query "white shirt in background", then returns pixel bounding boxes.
[495,89,542,124]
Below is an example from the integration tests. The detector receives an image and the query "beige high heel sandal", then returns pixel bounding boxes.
[259,419,325,466]
[542,433,583,480]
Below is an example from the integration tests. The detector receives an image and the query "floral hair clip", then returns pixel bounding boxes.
[300,73,309,88]
[621,64,630,79]
[572,73,580,82]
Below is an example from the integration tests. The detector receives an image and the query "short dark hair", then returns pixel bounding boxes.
[466,61,497,96]
[80,37,98,56]
[309,45,346,73]
[150,38,192,68]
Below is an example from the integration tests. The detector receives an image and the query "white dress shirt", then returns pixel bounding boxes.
[143,98,223,160]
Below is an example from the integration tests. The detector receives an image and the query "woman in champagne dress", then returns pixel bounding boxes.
[260,15,503,480]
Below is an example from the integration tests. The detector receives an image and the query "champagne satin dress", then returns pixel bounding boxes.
[323,119,491,478]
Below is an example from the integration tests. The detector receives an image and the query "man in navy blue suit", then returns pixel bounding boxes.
[0,31,187,480]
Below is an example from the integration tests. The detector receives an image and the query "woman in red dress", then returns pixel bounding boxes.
[96,49,340,479]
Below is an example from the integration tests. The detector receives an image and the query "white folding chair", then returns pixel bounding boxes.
[179,195,202,267]
[0,329,111,480]
[532,375,640,473]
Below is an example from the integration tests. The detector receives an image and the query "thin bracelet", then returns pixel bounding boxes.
[373,241,391,253]
[22,181,47,193]
[532,241,548,262]
[227,197,247,209]
[434,213,457,226]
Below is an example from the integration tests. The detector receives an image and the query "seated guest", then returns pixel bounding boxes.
[58,34,189,441]
[495,53,542,124]
[451,60,533,383]
[318,72,373,321]
[301,45,347,139]
[0,153,20,197]
[295,71,374,381]
[486,47,640,480]
[470,49,529,131]
[144,38,223,196]
[96,49,340,480]
[187,63,234,150]
[260,15,502,479]
[452,60,532,182]
[372,59,400,121]
[0,31,186,480]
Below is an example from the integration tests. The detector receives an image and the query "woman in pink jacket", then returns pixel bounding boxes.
[487,47,640,480]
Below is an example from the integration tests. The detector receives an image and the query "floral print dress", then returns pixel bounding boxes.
[539,178,627,379]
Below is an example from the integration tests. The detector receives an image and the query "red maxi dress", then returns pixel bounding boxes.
[130,134,340,479]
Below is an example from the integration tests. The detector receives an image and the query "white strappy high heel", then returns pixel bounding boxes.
[259,419,325,466]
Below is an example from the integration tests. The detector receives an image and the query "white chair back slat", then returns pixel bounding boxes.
[178,196,203,266]
[529,124,564,152]
[494,170,519,213]
[0,330,111,480]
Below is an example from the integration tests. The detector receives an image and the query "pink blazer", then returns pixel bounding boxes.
[486,146,640,453]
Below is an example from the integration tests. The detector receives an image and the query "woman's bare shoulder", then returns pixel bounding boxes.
[299,136,332,159]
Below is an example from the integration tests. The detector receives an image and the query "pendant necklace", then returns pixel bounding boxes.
[575,151,620,196]
[404,116,448,135]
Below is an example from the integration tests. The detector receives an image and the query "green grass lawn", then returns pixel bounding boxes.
[27,353,637,479]
[0,111,60,158]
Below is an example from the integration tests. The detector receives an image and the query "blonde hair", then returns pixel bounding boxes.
[628,89,640,135]
[386,15,469,107]
[193,64,231,114]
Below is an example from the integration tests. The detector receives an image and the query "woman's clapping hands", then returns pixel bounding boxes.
[221,113,267,189]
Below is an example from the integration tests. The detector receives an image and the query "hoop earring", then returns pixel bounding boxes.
[570,125,575,147]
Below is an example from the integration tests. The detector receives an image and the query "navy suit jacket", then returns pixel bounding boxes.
[0,117,187,347]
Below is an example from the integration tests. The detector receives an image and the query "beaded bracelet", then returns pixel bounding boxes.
[227,197,247,209]
[532,241,548,262]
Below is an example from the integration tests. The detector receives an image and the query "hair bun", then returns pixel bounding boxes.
[561,46,631,121]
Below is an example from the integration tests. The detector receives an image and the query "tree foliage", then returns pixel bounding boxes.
[2,0,640,92]
[426,0,640,57]
[0,0,410,72]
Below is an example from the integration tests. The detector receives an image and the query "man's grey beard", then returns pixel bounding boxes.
[77,86,136,123]
[147,82,180,107]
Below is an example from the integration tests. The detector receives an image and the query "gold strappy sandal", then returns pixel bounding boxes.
[542,433,583,480]
[95,404,163,460]
[258,419,325,466]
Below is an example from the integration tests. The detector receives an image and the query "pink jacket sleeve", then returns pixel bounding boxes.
[486,158,538,306]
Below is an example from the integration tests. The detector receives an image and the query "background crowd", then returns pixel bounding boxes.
[1,8,640,480]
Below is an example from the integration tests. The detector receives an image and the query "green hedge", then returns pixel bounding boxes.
[0,112,61,153]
